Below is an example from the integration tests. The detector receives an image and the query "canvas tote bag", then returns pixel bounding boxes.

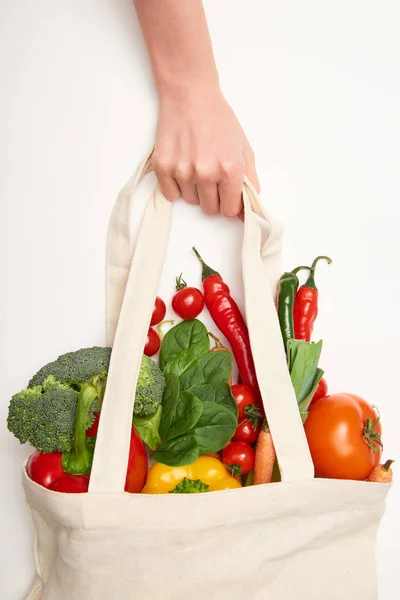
[23,152,389,600]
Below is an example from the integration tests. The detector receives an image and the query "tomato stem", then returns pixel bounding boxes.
[225,463,243,477]
[363,416,383,452]
[175,273,187,292]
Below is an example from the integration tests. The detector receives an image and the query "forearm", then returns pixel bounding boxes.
[133,0,219,97]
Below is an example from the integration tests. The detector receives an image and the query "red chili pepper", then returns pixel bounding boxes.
[193,248,261,403]
[293,256,332,341]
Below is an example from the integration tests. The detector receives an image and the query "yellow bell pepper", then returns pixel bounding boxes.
[141,456,241,494]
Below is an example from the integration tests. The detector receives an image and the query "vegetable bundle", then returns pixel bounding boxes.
[7,247,393,493]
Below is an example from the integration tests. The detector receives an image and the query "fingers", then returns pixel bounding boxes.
[197,183,219,215]
[153,149,258,218]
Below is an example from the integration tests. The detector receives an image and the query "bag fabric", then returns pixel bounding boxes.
[23,153,389,600]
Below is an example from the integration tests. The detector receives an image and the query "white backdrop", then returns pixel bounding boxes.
[1,1,399,598]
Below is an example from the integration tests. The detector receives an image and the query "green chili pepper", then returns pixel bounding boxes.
[277,266,310,351]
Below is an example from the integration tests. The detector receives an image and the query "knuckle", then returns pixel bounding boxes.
[220,159,245,179]
[194,162,218,183]
[175,162,192,181]
[153,155,173,176]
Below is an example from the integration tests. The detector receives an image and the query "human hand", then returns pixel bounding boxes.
[152,86,260,218]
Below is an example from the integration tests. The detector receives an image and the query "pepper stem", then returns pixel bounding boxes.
[157,319,175,340]
[192,247,220,280]
[208,331,223,348]
[304,255,332,290]
[291,265,311,276]
[175,273,187,291]
[382,460,395,472]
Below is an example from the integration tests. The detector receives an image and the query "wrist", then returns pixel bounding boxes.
[156,68,220,103]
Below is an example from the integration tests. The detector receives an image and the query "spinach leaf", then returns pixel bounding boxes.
[179,351,232,390]
[159,375,203,440]
[164,392,203,441]
[159,319,209,370]
[163,345,208,378]
[152,434,200,467]
[187,382,237,415]
[159,374,180,439]
[132,405,162,451]
[190,401,237,454]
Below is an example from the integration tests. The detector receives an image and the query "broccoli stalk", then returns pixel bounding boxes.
[61,382,99,475]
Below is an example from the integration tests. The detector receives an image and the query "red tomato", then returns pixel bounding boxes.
[150,296,166,326]
[231,384,263,419]
[27,450,65,488]
[304,393,382,480]
[86,411,100,437]
[144,327,160,356]
[312,377,328,403]
[125,426,148,493]
[50,475,89,493]
[222,441,255,475]
[233,419,262,444]
[172,287,204,320]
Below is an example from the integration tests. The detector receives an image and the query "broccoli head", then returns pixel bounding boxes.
[134,355,165,417]
[28,346,112,389]
[8,346,164,453]
[7,376,97,453]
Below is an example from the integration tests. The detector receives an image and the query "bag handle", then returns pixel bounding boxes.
[89,160,314,493]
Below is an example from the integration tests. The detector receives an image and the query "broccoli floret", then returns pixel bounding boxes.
[28,347,112,389]
[134,355,165,417]
[7,376,97,453]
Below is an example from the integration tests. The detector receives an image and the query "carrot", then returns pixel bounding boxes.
[209,332,233,385]
[367,459,394,483]
[253,425,275,485]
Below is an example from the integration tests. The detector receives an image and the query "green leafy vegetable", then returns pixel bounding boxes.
[287,338,324,422]
[156,320,238,466]
[132,405,163,451]
[159,319,209,370]
[153,435,200,467]
[190,401,238,454]
[179,351,232,390]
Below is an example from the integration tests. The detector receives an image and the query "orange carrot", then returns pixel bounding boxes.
[209,332,233,385]
[367,460,394,483]
[253,425,275,485]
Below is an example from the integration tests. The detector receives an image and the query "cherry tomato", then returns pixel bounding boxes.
[233,419,262,444]
[222,441,255,475]
[124,426,148,493]
[27,450,64,488]
[304,393,382,480]
[172,287,204,320]
[312,377,328,403]
[144,327,160,356]
[231,384,263,419]
[150,296,166,326]
[86,411,100,437]
[50,475,89,493]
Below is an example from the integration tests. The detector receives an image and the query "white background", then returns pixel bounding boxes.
[1,1,399,598]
